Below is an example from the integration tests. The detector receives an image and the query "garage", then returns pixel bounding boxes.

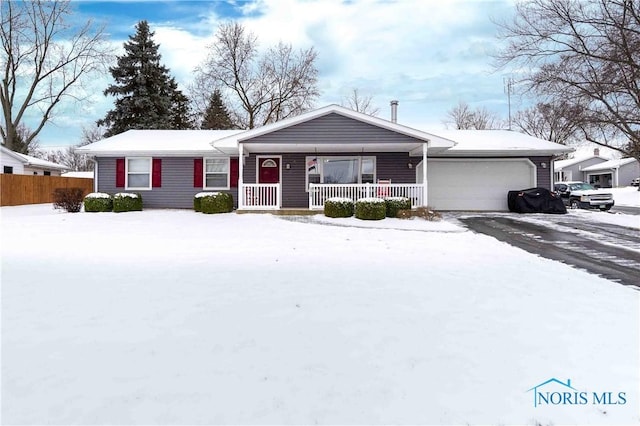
[417,158,537,211]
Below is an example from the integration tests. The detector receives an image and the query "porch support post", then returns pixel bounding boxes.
[238,144,244,210]
[422,142,428,207]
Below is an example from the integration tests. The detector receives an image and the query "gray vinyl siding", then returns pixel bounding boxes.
[248,113,423,144]
[618,160,640,187]
[246,152,417,208]
[556,157,606,183]
[529,156,553,190]
[96,157,238,209]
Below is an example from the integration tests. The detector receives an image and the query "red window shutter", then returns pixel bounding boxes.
[230,158,239,188]
[116,158,125,188]
[152,158,162,188]
[194,158,203,188]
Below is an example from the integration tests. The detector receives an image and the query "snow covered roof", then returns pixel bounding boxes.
[1,145,67,170]
[581,157,638,172]
[76,129,244,157]
[554,156,607,171]
[73,108,574,158]
[425,130,573,156]
[62,171,94,178]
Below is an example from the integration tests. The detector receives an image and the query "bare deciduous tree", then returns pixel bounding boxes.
[495,0,640,167]
[192,22,319,129]
[513,101,582,145]
[0,0,112,153]
[341,88,379,116]
[34,124,102,171]
[443,101,502,130]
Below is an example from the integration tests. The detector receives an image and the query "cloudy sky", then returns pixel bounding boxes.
[31,0,522,148]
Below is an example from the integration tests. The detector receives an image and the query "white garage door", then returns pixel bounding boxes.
[418,159,536,211]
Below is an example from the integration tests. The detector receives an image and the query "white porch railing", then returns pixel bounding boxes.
[241,184,281,209]
[309,183,424,210]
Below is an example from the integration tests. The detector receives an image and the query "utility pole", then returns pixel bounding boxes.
[504,77,513,130]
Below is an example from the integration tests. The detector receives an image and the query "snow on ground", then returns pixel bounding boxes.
[2,205,639,425]
[610,186,640,207]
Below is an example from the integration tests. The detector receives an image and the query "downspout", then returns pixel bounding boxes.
[422,142,428,207]
[92,158,98,192]
[238,144,244,210]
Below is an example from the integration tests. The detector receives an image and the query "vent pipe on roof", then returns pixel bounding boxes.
[390,100,398,123]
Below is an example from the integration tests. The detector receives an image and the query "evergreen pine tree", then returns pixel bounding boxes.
[98,20,192,136]
[201,89,234,129]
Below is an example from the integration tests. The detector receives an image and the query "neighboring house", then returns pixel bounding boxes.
[1,145,67,176]
[553,150,608,182]
[77,104,572,211]
[581,157,640,188]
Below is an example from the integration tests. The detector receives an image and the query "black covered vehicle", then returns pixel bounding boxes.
[508,187,567,214]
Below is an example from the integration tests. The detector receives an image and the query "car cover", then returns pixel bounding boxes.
[507,187,567,214]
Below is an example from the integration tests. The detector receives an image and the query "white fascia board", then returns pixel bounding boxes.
[79,150,230,157]
[432,148,573,157]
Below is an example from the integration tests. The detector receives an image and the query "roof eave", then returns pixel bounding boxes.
[433,149,572,157]
[76,149,234,157]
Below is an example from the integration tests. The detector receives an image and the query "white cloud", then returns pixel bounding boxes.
[35,0,517,145]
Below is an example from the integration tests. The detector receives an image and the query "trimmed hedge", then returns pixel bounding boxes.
[385,197,411,218]
[113,193,143,212]
[84,193,113,212]
[355,197,386,220]
[324,197,354,218]
[53,187,84,213]
[197,192,233,214]
[193,192,210,212]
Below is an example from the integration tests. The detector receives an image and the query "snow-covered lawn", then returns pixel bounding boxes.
[610,186,640,207]
[2,205,639,425]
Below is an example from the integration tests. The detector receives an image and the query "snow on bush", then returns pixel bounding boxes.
[384,197,411,218]
[84,193,113,212]
[196,192,233,214]
[85,192,111,199]
[355,198,386,220]
[195,192,220,198]
[113,193,142,213]
[324,197,354,218]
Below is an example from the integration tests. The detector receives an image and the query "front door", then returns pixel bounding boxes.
[259,158,280,183]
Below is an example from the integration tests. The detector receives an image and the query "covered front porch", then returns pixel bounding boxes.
[239,182,426,210]
[209,105,456,211]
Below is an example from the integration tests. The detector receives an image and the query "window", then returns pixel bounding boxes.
[3,166,13,174]
[126,157,151,190]
[305,156,376,190]
[44,171,51,176]
[204,158,229,189]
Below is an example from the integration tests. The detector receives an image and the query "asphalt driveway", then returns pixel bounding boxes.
[458,214,640,288]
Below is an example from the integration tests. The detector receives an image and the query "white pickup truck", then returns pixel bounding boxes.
[553,181,615,211]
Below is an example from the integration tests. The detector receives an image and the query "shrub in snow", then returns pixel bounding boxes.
[52,188,84,213]
[414,206,441,221]
[385,197,411,218]
[84,193,113,212]
[396,206,441,221]
[113,193,142,213]
[324,197,354,218]
[355,197,386,220]
[198,192,233,214]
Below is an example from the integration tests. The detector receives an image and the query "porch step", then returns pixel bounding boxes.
[236,208,321,216]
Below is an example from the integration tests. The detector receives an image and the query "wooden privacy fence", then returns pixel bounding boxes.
[0,175,94,206]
